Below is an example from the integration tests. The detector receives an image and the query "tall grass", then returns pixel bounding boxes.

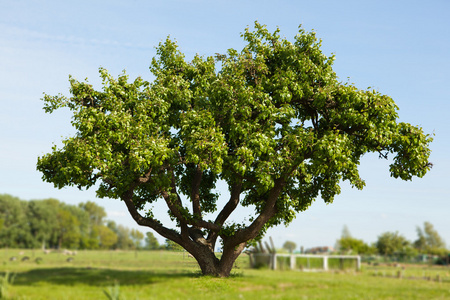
[0,272,16,299]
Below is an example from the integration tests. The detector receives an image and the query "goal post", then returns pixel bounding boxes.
[249,253,361,271]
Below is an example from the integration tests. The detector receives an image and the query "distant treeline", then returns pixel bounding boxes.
[331,223,448,263]
[0,194,162,250]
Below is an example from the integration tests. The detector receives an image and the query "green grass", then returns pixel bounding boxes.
[1,249,449,299]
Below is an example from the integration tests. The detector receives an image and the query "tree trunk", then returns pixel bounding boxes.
[191,242,246,277]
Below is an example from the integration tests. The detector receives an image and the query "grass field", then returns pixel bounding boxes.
[1,249,449,299]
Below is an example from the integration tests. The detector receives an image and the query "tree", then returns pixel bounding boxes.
[97,225,118,249]
[130,228,144,250]
[27,199,59,249]
[0,194,33,248]
[107,222,135,250]
[79,201,107,227]
[37,22,433,277]
[375,231,413,259]
[145,232,160,250]
[414,222,446,255]
[165,239,184,251]
[282,241,297,253]
[336,226,375,255]
[337,237,375,255]
[56,207,81,249]
[341,225,352,239]
[79,201,108,249]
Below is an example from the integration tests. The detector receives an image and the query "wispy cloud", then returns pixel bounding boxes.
[0,23,154,51]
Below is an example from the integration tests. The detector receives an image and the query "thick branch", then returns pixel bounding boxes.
[206,180,243,244]
[191,165,202,219]
[230,177,285,244]
[160,169,221,233]
[214,180,243,226]
[121,186,182,244]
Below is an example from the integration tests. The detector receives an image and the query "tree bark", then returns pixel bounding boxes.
[190,242,246,277]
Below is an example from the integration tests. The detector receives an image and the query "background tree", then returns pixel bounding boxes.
[79,201,108,249]
[130,228,145,250]
[0,194,33,248]
[165,239,184,251]
[0,194,143,250]
[337,237,375,255]
[341,225,352,239]
[27,199,59,249]
[145,232,161,250]
[282,241,297,253]
[375,231,416,260]
[97,225,118,249]
[336,226,375,255]
[414,222,446,255]
[56,207,82,249]
[36,22,433,277]
[107,222,135,250]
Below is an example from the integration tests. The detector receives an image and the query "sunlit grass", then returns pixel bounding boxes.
[0,249,449,299]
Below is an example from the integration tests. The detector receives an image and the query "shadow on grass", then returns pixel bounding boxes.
[6,268,202,287]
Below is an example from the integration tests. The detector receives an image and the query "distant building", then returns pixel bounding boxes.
[304,246,335,254]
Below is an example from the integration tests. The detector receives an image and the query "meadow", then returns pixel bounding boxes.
[1,249,449,300]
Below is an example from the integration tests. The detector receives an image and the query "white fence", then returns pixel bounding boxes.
[249,253,361,271]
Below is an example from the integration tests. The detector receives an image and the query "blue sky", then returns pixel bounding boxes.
[1,0,449,249]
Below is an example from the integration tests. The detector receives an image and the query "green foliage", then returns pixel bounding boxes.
[337,237,376,255]
[130,229,144,250]
[144,232,160,250]
[376,231,415,259]
[36,22,433,275]
[414,222,446,255]
[0,195,144,250]
[79,201,107,227]
[165,239,184,251]
[0,272,16,299]
[0,194,33,248]
[103,282,124,300]
[97,225,119,249]
[282,241,297,253]
[27,199,60,249]
[336,226,376,255]
[107,222,136,250]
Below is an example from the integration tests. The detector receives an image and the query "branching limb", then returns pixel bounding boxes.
[191,165,202,219]
[206,180,243,244]
[213,180,243,226]
[121,186,183,244]
[229,178,285,244]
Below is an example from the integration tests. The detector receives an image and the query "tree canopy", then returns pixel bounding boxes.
[37,22,433,276]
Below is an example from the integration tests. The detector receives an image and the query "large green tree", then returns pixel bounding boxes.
[37,22,432,276]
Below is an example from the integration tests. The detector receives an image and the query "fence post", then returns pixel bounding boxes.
[323,256,328,271]
[356,256,361,270]
[272,254,277,270]
[290,255,295,270]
